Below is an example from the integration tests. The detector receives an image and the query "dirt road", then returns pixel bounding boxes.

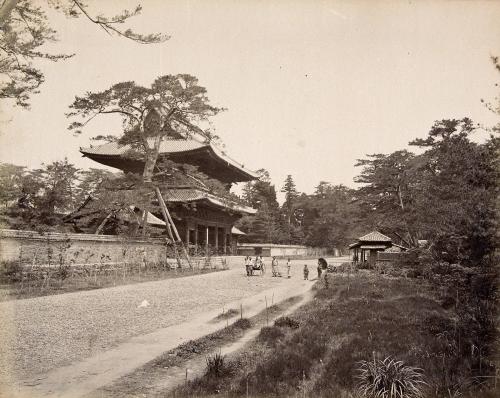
[0,257,345,397]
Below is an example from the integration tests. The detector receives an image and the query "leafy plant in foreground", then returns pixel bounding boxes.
[205,352,230,379]
[356,356,426,398]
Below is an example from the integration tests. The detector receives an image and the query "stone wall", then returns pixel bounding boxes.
[377,252,406,262]
[236,243,329,258]
[0,229,169,267]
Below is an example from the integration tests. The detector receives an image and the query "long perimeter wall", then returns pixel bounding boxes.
[0,229,168,267]
[0,230,332,268]
[237,243,332,258]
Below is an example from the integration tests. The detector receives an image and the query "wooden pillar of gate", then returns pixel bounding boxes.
[223,227,227,255]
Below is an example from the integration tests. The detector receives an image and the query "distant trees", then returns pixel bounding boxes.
[238,174,364,251]
[299,183,363,250]
[237,169,283,243]
[1,159,82,229]
[280,174,302,244]
[74,168,116,205]
[0,163,26,207]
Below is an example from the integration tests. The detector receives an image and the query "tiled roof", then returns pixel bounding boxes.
[209,144,259,178]
[80,139,205,156]
[358,231,392,242]
[80,138,259,179]
[163,188,256,215]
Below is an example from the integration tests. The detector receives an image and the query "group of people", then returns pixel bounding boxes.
[244,255,264,276]
[271,256,292,278]
[244,256,328,280]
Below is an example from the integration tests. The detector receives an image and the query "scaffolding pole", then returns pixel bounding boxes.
[155,187,192,269]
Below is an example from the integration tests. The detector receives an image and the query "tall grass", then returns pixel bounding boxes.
[205,352,231,378]
[168,273,498,398]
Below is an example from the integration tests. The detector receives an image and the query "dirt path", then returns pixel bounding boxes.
[127,288,315,397]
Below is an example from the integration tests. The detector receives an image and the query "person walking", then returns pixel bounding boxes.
[303,264,309,280]
[286,258,291,278]
[271,256,278,277]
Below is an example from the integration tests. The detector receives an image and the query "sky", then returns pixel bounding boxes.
[0,0,499,202]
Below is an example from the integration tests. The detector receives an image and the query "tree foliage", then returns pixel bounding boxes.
[0,0,168,107]
[66,73,227,238]
[279,174,301,244]
[298,183,364,249]
[355,150,418,246]
[355,118,497,264]
[409,119,497,264]
[0,162,26,207]
[0,159,81,229]
[481,55,500,134]
[237,169,283,243]
[67,74,224,182]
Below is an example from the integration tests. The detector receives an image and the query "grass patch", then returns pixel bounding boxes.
[256,326,285,345]
[171,272,498,398]
[0,265,221,301]
[274,315,300,329]
[211,308,239,322]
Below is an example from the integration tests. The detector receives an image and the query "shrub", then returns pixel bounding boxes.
[406,269,421,279]
[368,291,384,300]
[213,308,239,321]
[178,339,206,356]
[56,264,70,280]
[0,260,23,282]
[257,326,284,345]
[356,357,426,398]
[274,316,300,329]
[233,318,251,330]
[205,352,231,378]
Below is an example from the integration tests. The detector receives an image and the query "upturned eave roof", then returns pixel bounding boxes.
[80,138,258,183]
[163,188,257,215]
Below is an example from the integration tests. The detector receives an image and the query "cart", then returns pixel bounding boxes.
[252,260,265,276]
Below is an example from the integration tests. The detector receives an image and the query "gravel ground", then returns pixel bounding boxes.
[0,257,318,383]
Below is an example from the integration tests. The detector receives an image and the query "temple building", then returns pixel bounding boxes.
[79,137,258,255]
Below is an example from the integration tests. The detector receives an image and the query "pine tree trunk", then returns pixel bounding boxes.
[142,135,163,183]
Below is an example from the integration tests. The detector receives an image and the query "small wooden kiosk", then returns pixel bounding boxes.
[348,231,393,266]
